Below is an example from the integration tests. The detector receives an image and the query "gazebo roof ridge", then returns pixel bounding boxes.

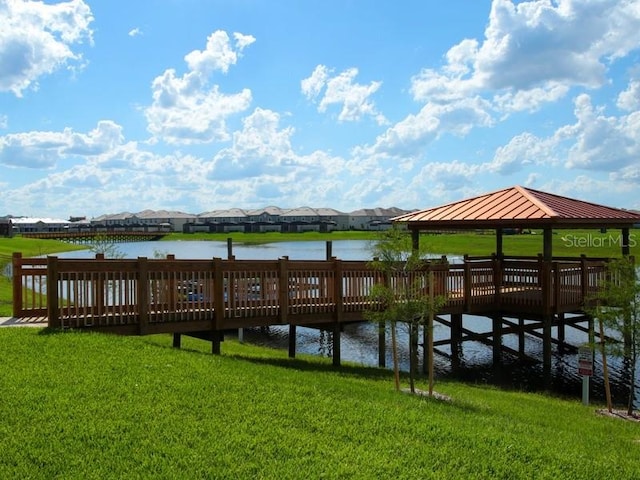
[512,185,557,218]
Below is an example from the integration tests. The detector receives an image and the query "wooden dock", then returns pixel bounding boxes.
[19,231,168,243]
[11,252,609,370]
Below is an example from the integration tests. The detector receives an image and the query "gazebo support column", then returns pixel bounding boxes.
[495,228,503,258]
[411,228,420,252]
[543,314,552,384]
[543,228,553,261]
[622,228,630,256]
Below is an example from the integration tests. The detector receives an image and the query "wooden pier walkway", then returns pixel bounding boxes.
[12,252,609,369]
[19,231,168,243]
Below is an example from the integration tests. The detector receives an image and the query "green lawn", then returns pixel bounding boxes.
[0,328,638,479]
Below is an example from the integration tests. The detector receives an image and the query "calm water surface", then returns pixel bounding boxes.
[55,240,638,407]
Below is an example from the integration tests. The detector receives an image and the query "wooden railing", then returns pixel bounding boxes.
[11,253,613,333]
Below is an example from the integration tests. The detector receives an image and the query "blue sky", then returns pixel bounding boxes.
[1,0,639,219]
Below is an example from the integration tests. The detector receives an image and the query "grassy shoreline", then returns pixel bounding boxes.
[1,328,638,479]
[163,229,639,258]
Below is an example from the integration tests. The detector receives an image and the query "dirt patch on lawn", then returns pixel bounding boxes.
[596,409,640,423]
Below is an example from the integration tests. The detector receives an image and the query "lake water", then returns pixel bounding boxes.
[53,240,638,407]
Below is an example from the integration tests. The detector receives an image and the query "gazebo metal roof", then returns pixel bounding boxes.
[392,186,640,230]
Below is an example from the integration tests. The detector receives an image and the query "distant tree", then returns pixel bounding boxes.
[89,234,124,259]
[366,227,446,395]
[587,257,639,415]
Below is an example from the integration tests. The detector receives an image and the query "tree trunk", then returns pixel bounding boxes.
[628,347,637,416]
[599,318,613,413]
[391,320,400,391]
[409,322,418,394]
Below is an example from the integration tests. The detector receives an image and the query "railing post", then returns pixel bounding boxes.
[331,258,343,366]
[279,257,289,325]
[580,255,588,302]
[95,253,105,319]
[553,261,560,310]
[167,254,176,310]
[227,238,234,260]
[213,257,224,330]
[333,258,343,323]
[493,254,502,306]
[137,257,149,335]
[463,255,471,312]
[47,256,60,328]
[540,255,551,314]
[12,252,22,318]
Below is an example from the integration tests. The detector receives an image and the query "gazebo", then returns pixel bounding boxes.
[393,185,640,258]
[392,186,640,376]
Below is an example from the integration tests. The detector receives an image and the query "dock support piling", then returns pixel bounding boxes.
[518,317,525,355]
[543,314,552,383]
[212,331,221,355]
[492,315,502,365]
[288,325,296,358]
[451,313,462,372]
[557,313,565,352]
[332,323,341,367]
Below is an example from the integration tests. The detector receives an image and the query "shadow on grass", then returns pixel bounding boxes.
[226,351,395,381]
[35,328,482,412]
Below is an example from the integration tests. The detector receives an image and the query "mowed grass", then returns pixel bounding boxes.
[1,328,639,479]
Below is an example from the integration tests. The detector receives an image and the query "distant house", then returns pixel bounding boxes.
[245,206,285,233]
[87,206,413,233]
[348,207,412,230]
[197,208,248,233]
[0,217,12,237]
[10,217,72,233]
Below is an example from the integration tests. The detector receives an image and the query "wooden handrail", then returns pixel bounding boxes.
[11,253,614,330]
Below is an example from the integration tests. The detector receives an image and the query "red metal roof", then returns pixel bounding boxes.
[393,186,640,229]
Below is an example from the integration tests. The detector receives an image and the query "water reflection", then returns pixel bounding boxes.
[54,240,637,407]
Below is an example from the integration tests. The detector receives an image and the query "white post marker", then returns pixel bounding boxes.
[578,346,593,406]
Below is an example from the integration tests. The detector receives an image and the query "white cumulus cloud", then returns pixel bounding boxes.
[301,65,387,125]
[0,120,124,168]
[0,0,94,97]
[145,30,255,145]
[411,0,640,113]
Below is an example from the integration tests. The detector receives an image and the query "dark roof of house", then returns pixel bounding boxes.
[392,186,640,229]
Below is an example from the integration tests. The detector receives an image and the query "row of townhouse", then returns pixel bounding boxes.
[2,206,413,235]
[96,206,412,233]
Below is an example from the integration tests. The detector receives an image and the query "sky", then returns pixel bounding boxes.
[1,0,640,220]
